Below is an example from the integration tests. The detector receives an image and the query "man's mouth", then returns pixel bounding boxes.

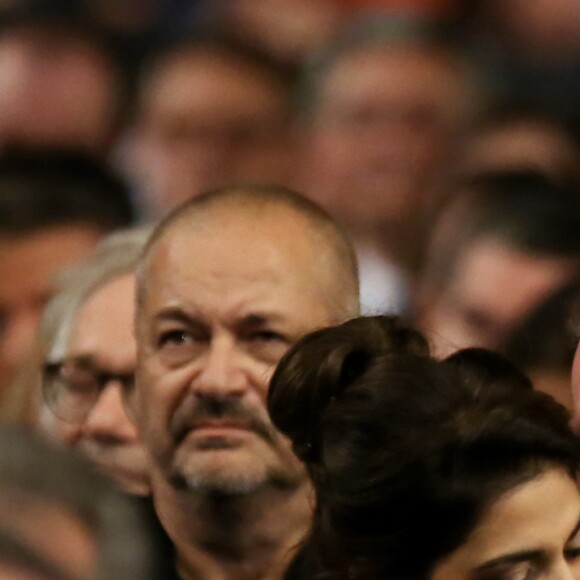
[187,420,253,437]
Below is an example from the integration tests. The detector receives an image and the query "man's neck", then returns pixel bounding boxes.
[151,471,312,580]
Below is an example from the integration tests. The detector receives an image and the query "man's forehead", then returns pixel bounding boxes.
[149,214,318,286]
[159,204,316,255]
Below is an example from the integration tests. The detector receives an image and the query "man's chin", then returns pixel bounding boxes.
[169,444,273,495]
[172,462,270,496]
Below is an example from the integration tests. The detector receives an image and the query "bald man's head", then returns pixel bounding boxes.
[137,185,359,322]
[134,185,358,494]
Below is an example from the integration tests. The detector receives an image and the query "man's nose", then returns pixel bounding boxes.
[83,382,139,443]
[193,338,249,401]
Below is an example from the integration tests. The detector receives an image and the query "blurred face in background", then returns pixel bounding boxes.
[459,119,579,181]
[302,43,468,232]
[421,236,577,357]
[485,0,580,58]
[0,28,120,153]
[0,225,101,396]
[46,274,150,496]
[131,50,293,217]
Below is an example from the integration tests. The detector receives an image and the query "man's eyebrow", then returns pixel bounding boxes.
[473,549,543,576]
[240,313,282,326]
[153,307,198,324]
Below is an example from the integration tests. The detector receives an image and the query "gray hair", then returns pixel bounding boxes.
[40,226,154,362]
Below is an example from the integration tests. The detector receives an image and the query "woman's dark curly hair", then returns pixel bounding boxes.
[268,316,580,580]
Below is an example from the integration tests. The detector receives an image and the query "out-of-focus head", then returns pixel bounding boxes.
[298,15,478,233]
[458,105,580,182]
[502,281,580,411]
[478,0,580,59]
[0,13,126,155]
[418,171,580,356]
[195,0,344,64]
[0,149,134,397]
[134,184,359,495]
[0,528,79,580]
[39,228,152,496]
[0,426,154,580]
[269,315,580,580]
[129,38,295,218]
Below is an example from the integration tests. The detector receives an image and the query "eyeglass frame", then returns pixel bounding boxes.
[42,357,137,424]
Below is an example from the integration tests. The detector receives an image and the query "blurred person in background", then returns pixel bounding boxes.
[0,425,154,580]
[192,0,344,66]
[456,104,580,183]
[468,0,580,127]
[125,37,296,218]
[37,228,152,497]
[296,15,480,314]
[501,281,580,411]
[418,171,580,357]
[0,11,129,156]
[0,149,134,405]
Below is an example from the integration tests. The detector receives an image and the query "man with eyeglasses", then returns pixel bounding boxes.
[39,228,152,497]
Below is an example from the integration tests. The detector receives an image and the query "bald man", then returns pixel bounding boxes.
[133,185,359,579]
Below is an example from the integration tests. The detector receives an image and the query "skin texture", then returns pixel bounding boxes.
[54,274,150,496]
[431,468,580,580]
[421,237,577,357]
[136,202,353,579]
[132,51,292,217]
[0,225,102,395]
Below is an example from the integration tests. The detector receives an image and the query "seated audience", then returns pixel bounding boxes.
[268,315,580,580]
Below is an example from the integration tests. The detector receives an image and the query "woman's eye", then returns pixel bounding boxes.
[477,561,538,580]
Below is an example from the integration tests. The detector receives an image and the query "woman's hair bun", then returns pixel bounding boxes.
[268,316,429,463]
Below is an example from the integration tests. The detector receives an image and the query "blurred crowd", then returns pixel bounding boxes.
[1,0,580,578]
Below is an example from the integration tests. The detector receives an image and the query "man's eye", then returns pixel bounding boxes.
[565,546,580,560]
[251,330,285,343]
[158,330,192,348]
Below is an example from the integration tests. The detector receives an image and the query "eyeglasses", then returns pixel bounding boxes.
[42,359,136,424]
